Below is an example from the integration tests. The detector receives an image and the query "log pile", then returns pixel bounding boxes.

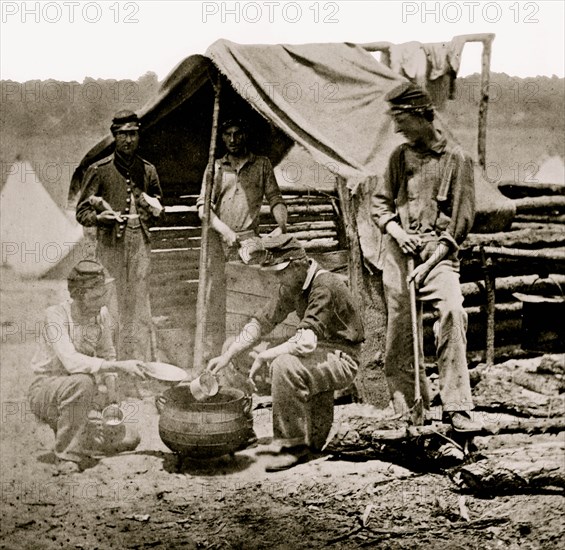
[327,353,565,492]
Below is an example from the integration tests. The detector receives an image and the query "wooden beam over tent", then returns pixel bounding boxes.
[359,33,496,168]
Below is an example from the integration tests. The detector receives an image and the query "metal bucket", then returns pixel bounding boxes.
[514,276,565,353]
[158,386,252,459]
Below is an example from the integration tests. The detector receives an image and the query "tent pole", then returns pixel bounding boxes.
[193,72,222,372]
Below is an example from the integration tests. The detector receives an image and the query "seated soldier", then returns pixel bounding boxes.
[28,260,146,474]
[208,235,364,472]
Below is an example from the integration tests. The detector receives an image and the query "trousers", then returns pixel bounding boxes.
[382,236,474,415]
[28,374,97,462]
[97,226,154,361]
[270,350,358,449]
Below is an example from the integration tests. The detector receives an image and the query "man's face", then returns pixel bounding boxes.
[114,130,140,157]
[222,125,246,155]
[391,112,424,144]
[273,262,303,289]
[76,284,109,316]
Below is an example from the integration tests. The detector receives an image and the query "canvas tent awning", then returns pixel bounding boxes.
[205,40,406,181]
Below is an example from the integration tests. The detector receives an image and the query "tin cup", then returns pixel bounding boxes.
[189,372,219,401]
[101,404,125,426]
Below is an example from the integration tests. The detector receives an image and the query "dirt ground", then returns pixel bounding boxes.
[1,269,563,550]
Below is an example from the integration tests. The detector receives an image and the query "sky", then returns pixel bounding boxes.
[1,0,564,82]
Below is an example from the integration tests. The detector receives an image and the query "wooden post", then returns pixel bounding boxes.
[193,72,221,372]
[480,247,496,368]
[336,177,363,307]
[477,34,494,169]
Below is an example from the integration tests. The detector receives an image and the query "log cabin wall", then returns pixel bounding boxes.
[148,186,345,366]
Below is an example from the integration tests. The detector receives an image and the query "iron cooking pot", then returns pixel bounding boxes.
[158,385,251,459]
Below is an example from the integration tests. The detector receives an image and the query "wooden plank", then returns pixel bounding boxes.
[156,211,200,227]
[287,229,337,240]
[225,262,278,294]
[226,291,271,315]
[151,283,198,309]
[151,248,201,264]
[161,195,198,207]
[461,274,565,301]
[150,227,202,239]
[150,270,200,284]
[478,34,494,167]
[478,246,565,262]
[498,181,565,198]
[151,237,201,251]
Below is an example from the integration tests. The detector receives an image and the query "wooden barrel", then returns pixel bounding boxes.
[158,386,251,459]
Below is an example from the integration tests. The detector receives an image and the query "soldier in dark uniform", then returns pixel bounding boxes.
[76,110,163,363]
[208,236,363,471]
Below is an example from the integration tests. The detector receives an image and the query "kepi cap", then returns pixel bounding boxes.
[259,234,307,271]
[111,110,140,133]
[220,117,248,134]
[67,259,111,293]
[385,82,433,114]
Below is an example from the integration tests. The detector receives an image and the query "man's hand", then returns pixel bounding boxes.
[267,227,283,238]
[248,352,268,392]
[207,354,232,375]
[97,210,124,224]
[114,360,146,379]
[221,228,239,248]
[387,221,421,255]
[407,261,433,289]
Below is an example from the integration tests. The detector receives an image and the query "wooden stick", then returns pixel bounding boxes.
[478,34,495,168]
[478,246,565,262]
[515,214,565,224]
[328,416,565,447]
[514,196,565,212]
[460,274,565,299]
[193,72,221,372]
[480,247,496,368]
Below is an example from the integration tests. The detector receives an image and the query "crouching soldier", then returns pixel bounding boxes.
[207,235,364,471]
[28,260,146,474]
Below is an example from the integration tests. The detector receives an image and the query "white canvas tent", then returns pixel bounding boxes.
[0,161,84,278]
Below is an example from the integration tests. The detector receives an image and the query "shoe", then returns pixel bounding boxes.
[264,445,310,472]
[448,411,485,433]
[55,460,81,475]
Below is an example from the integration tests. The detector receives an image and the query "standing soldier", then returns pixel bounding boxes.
[197,118,288,361]
[76,110,163,364]
[371,82,483,432]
